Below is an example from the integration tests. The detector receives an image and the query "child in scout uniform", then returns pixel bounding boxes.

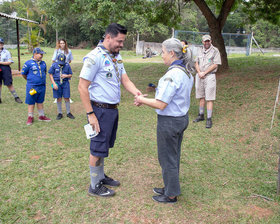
[22,48,51,125]
[49,53,75,120]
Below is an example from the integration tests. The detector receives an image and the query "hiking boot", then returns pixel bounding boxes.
[38,115,51,122]
[88,181,115,197]
[56,113,63,120]
[152,195,177,204]
[193,114,205,123]
[15,97,23,103]
[26,116,34,125]
[67,112,75,119]
[153,187,164,195]
[206,118,212,128]
[101,174,120,187]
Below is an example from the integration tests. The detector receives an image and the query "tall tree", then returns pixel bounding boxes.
[190,0,236,71]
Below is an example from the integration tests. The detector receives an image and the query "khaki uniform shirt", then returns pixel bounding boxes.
[196,45,221,73]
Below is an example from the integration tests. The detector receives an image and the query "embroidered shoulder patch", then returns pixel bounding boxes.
[84,58,96,68]
[164,77,173,82]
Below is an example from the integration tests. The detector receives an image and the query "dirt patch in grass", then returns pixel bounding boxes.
[246,205,274,219]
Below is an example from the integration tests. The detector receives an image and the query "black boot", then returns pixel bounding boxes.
[206,118,212,128]
[193,114,205,123]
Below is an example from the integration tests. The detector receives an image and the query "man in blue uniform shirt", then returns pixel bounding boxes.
[49,53,75,120]
[0,38,23,104]
[22,47,51,125]
[79,23,142,197]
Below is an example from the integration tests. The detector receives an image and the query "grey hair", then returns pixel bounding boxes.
[162,38,195,74]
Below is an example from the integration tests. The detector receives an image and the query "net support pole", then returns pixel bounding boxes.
[16,19,21,71]
[271,77,280,129]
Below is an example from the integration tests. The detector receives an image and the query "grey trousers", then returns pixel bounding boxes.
[157,113,189,197]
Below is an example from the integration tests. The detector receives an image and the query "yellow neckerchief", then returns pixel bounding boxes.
[32,58,42,78]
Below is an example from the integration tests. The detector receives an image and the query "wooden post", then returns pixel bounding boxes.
[16,19,21,71]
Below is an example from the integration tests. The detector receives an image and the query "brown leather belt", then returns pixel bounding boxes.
[91,101,118,109]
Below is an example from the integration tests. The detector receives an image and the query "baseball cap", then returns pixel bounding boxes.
[202,35,211,41]
[33,47,46,54]
[0,38,4,43]
[57,53,66,65]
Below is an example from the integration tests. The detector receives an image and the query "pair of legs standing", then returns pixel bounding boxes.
[154,113,189,204]
[27,103,51,125]
[193,98,214,128]
[56,97,75,120]
[0,84,22,103]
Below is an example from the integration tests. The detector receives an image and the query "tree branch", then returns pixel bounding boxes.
[192,0,217,25]
[217,0,236,29]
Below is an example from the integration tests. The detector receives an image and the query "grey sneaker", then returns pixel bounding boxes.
[56,113,63,120]
[67,112,75,119]
[102,174,120,187]
[88,181,115,197]
[152,195,177,204]
[15,97,23,103]
[153,187,164,195]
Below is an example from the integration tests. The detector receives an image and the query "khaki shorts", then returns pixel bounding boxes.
[195,73,216,101]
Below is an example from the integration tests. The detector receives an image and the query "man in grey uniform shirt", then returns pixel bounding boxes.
[193,35,221,128]
[79,23,142,197]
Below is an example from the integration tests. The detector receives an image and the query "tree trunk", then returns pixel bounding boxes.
[209,26,229,72]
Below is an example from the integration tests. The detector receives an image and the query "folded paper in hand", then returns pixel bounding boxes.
[84,124,98,139]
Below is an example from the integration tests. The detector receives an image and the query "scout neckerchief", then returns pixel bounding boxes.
[97,41,121,83]
[168,60,191,79]
[59,64,63,84]
[0,48,4,61]
[32,58,42,78]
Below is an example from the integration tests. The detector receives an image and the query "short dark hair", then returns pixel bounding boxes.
[105,23,127,37]
[181,40,188,45]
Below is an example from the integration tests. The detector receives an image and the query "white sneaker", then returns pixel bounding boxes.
[53,98,57,103]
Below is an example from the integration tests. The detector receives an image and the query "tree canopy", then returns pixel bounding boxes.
[0,0,279,69]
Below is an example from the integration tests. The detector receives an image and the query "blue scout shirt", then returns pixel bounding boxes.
[155,60,194,117]
[52,49,73,63]
[48,62,72,82]
[0,48,14,63]
[21,59,47,86]
[79,46,126,104]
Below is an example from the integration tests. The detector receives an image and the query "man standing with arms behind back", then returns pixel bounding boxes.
[193,35,221,129]
[78,23,142,197]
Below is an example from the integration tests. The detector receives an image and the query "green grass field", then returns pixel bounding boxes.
[1,48,280,223]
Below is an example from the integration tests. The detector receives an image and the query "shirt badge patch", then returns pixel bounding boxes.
[164,77,173,82]
[106,72,113,79]
[105,60,110,66]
